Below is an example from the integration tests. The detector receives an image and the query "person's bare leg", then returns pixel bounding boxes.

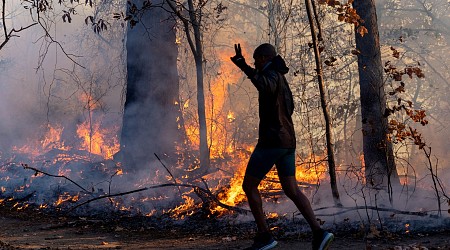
[279,175,321,232]
[242,175,270,233]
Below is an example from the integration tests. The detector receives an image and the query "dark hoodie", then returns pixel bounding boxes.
[248,55,296,148]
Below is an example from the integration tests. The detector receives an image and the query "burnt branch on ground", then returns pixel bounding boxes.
[18,163,249,215]
[312,205,430,217]
[68,183,250,215]
[154,153,182,197]
[21,163,92,194]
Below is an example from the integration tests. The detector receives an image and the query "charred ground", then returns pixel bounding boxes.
[1,202,450,250]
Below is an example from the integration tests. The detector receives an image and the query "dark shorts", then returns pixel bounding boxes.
[245,146,296,180]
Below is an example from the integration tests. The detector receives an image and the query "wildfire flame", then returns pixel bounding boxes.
[55,193,80,206]
[181,44,250,159]
[210,152,328,215]
[76,120,120,160]
[12,124,71,157]
[167,195,198,219]
[1,44,334,219]
[11,120,119,161]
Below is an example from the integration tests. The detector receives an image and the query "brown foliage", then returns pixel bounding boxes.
[318,0,368,36]
[384,56,428,149]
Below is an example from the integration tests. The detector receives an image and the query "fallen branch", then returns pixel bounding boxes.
[20,164,249,215]
[68,183,249,215]
[154,153,182,197]
[21,163,92,194]
[311,205,428,217]
[68,186,149,212]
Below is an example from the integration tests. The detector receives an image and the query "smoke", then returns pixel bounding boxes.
[0,2,125,150]
[0,0,449,228]
[0,1,126,207]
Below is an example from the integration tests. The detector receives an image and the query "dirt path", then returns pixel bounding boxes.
[1,216,450,250]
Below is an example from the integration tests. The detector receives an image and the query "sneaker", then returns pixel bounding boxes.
[312,230,334,250]
[244,231,278,250]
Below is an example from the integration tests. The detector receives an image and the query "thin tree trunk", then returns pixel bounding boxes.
[194,52,210,171]
[189,0,210,172]
[165,0,210,172]
[268,0,281,50]
[352,0,399,194]
[304,0,341,206]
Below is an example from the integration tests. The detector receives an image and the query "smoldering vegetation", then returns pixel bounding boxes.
[0,0,449,236]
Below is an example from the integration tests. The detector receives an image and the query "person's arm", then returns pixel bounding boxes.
[230,44,255,78]
[230,44,277,93]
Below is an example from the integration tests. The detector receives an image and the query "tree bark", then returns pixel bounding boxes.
[352,0,399,192]
[119,0,180,170]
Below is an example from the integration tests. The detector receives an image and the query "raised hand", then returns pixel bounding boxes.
[234,43,242,58]
[231,43,244,62]
[230,43,255,77]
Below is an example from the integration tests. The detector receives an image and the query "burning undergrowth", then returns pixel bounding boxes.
[0,143,323,219]
[1,143,449,240]
[0,113,326,220]
[0,115,449,240]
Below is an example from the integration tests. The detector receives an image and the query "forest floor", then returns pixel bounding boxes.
[1,206,450,250]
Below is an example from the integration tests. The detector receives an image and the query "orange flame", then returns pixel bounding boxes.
[76,121,120,160]
[211,153,328,215]
[168,195,198,220]
[54,193,79,206]
[12,124,71,157]
[181,44,251,159]
[12,120,119,161]
[405,223,410,234]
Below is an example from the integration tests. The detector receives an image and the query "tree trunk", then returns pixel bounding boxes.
[268,0,282,50]
[304,0,341,206]
[194,51,210,172]
[164,0,210,173]
[188,0,210,172]
[352,0,399,191]
[119,0,180,170]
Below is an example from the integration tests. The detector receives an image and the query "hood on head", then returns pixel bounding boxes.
[268,55,289,75]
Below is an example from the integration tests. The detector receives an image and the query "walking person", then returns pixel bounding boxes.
[230,43,334,250]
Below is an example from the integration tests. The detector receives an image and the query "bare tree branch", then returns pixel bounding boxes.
[35,9,84,69]
[0,0,38,51]
[165,0,197,57]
